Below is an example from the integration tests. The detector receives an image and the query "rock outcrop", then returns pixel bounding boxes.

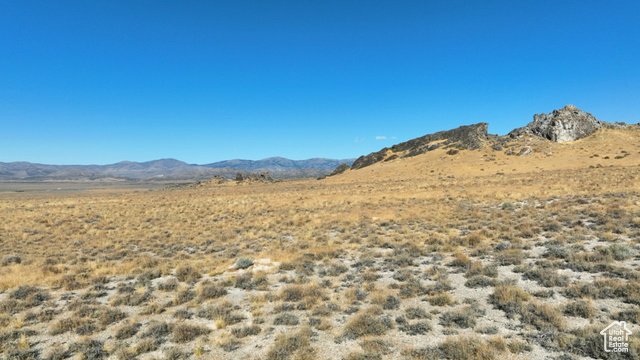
[351,123,489,170]
[509,105,620,143]
[328,163,350,177]
[235,172,274,182]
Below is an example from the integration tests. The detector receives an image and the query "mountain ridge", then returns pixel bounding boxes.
[0,157,356,181]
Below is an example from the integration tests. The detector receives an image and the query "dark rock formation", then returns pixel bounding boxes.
[509,105,622,143]
[328,163,350,177]
[351,123,488,170]
[350,151,388,170]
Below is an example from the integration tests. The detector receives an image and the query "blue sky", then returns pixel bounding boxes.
[1,1,639,164]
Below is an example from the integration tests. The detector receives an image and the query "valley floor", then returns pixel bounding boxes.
[1,143,640,359]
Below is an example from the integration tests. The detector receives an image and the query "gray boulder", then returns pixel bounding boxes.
[509,105,620,143]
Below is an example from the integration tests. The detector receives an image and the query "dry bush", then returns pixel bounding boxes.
[279,283,325,307]
[439,304,485,328]
[274,312,299,326]
[175,265,201,283]
[489,283,530,318]
[521,267,570,287]
[266,327,315,360]
[449,252,471,268]
[200,284,227,301]
[115,322,140,340]
[133,338,159,354]
[427,292,455,306]
[494,248,525,265]
[171,322,211,343]
[197,301,245,326]
[563,300,595,319]
[406,335,507,360]
[343,306,392,339]
[231,325,261,338]
[520,302,565,331]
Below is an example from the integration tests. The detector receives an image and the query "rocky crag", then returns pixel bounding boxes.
[509,104,623,142]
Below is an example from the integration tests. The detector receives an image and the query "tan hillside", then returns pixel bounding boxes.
[328,127,640,197]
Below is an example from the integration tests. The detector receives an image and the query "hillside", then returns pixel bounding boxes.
[328,105,639,185]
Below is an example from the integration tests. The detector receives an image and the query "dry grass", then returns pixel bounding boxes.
[1,128,640,358]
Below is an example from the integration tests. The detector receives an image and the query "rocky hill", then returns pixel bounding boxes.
[335,105,632,175]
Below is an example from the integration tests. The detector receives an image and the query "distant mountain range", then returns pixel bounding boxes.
[0,157,355,181]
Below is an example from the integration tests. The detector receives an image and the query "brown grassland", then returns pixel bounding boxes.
[1,128,640,359]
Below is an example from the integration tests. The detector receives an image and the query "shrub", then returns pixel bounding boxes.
[600,243,634,260]
[375,295,400,310]
[111,292,152,307]
[175,266,201,283]
[157,278,179,291]
[495,249,525,265]
[279,284,325,305]
[343,307,392,339]
[522,268,570,287]
[266,327,314,360]
[235,257,254,269]
[199,283,227,300]
[440,305,485,328]
[2,255,21,266]
[133,338,159,354]
[50,317,93,335]
[140,321,171,338]
[115,322,140,340]
[163,347,190,360]
[521,302,565,331]
[489,283,530,317]
[476,326,499,334]
[274,312,299,326]
[407,336,505,360]
[400,321,432,335]
[69,339,108,360]
[99,307,127,326]
[172,323,211,343]
[563,300,595,319]
[196,302,245,325]
[465,275,497,288]
[405,307,430,320]
[232,325,261,338]
[172,289,195,306]
[359,339,391,355]
[617,308,640,324]
[465,262,498,278]
[9,285,40,300]
[428,292,455,306]
[449,253,471,268]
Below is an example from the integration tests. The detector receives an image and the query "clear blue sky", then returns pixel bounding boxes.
[1,1,638,165]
